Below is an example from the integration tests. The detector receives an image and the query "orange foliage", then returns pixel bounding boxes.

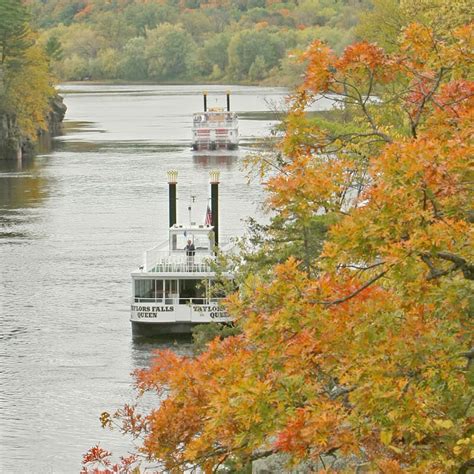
[74,2,95,20]
[84,22,473,474]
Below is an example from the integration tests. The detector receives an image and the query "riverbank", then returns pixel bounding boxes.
[57,73,298,89]
[0,94,67,161]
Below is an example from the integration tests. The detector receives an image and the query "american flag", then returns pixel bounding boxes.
[204,205,212,226]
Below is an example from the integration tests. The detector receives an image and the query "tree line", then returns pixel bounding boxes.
[25,0,367,84]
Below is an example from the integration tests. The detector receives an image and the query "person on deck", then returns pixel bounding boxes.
[185,239,195,266]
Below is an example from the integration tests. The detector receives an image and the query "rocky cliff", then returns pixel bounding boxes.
[0,94,67,160]
[0,113,22,160]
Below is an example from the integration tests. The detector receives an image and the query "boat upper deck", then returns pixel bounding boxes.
[132,224,226,275]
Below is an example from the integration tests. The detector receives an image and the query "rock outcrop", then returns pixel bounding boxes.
[47,94,67,136]
[0,113,22,160]
[0,94,67,160]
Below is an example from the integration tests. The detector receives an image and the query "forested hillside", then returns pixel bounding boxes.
[24,0,369,84]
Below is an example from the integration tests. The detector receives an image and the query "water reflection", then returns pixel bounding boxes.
[131,336,194,368]
[192,152,239,169]
[0,158,49,241]
[0,159,48,208]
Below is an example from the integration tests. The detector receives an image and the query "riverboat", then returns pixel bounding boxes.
[130,170,232,336]
[192,92,239,151]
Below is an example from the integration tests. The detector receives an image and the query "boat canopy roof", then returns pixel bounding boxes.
[169,223,215,253]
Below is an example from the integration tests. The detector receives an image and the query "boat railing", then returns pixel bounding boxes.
[144,250,215,273]
[133,297,224,304]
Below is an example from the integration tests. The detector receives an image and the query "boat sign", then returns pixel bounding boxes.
[130,303,230,323]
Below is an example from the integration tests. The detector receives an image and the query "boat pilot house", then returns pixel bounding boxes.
[130,171,232,336]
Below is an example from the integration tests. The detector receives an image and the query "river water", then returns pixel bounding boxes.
[0,84,331,473]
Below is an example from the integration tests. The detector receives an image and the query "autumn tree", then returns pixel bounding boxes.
[0,0,55,145]
[357,0,473,50]
[84,19,473,474]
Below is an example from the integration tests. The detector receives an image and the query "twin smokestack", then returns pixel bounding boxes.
[167,170,220,247]
[203,91,231,112]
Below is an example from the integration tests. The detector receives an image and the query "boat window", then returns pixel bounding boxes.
[154,280,164,300]
[180,279,207,303]
[164,280,178,304]
[135,279,153,299]
[194,234,211,250]
[171,233,211,251]
[175,234,190,251]
[135,279,164,301]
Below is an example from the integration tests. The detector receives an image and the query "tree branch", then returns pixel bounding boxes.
[437,252,474,280]
[458,458,474,474]
[409,67,446,138]
[310,269,389,306]
[420,253,474,281]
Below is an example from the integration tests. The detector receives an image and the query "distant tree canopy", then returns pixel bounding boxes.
[25,0,369,84]
[0,0,54,139]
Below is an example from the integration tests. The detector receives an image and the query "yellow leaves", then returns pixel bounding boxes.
[453,435,474,459]
[377,459,405,473]
[99,411,112,429]
[3,33,55,138]
[380,430,393,446]
[326,104,473,279]
[400,23,436,63]
[433,419,454,429]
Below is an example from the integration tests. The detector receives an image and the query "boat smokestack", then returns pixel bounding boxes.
[203,91,207,112]
[167,170,178,228]
[209,170,220,248]
[226,91,230,111]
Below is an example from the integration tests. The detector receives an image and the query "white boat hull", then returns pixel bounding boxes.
[130,302,231,336]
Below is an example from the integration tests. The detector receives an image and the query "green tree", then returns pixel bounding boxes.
[91,47,120,79]
[248,54,267,81]
[91,11,134,49]
[146,24,195,80]
[60,24,104,60]
[123,3,178,38]
[195,32,230,77]
[228,29,285,78]
[294,0,339,27]
[179,10,214,40]
[119,37,148,81]
[0,0,30,64]
[58,53,89,81]
[55,1,87,26]
[44,35,63,62]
